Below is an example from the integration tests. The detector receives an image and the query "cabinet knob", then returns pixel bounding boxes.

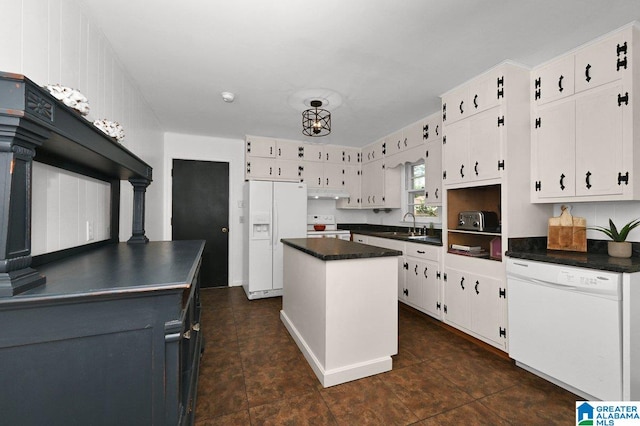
[222,227,228,233]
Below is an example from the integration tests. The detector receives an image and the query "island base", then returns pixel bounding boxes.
[281,310,392,387]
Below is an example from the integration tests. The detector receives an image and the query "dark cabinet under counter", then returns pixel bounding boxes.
[0,240,205,426]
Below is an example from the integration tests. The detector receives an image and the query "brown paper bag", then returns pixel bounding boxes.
[547,206,587,252]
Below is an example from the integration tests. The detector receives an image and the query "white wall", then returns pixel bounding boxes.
[555,202,640,242]
[32,163,111,255]
[164,133,245,287]
[0,0,164,243]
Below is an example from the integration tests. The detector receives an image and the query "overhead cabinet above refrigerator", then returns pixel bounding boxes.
[243,181,307,299]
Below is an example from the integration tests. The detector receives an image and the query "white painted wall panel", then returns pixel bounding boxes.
[58,170,80,248]
[554,202,640,242]
[86,22,102,119]
[60,0,81,89]
[22,1,49,85]
[0,0,164,247]
[48,0,62,84]
[102,47,113,119]
[78,12,88,93]
[32,163,111,256]
[45,169,61,252]
[0,0,23,74]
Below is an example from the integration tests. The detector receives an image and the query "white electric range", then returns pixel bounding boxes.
[306,215,351,240]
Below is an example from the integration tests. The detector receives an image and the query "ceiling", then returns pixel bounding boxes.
[77,0,640,147]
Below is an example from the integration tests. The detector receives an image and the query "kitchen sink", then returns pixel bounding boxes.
[408,235,441,243]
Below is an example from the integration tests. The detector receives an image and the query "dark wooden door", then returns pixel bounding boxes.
[172,159,229,287]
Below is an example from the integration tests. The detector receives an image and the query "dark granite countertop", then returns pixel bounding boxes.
[337,223,443,246]
[281,238,402,261]
[507,237,640,273]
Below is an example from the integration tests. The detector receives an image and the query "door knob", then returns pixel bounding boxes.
[222,227,228,233]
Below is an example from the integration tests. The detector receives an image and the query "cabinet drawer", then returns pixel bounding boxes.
[405,242,439,261]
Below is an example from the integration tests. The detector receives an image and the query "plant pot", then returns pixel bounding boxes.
[608,241,632,258]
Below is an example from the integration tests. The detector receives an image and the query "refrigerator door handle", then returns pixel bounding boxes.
[273,194,278,247]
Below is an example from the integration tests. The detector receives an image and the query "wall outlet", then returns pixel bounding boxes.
[86,221,94,241]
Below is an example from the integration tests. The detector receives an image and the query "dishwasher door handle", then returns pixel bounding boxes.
[517,276,579,292]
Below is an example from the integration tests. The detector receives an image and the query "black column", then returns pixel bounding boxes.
[127,177,150,244]
[0,121,47,296]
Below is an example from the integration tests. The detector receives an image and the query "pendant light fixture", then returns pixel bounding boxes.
[302,100,331,137]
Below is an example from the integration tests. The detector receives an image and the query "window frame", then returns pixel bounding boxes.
[404,160,439,224]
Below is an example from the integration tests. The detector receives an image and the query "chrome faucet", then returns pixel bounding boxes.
[402,212,416,236]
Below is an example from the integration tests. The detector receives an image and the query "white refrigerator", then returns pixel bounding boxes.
[243,181,307,299]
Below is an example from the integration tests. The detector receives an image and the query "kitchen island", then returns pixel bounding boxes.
[280,238,401,387]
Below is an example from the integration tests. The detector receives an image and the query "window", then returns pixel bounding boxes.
[406,160,438,218]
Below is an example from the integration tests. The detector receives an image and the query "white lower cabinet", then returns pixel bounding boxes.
[404,242,442,319]
[366,237,443,320]
[405,258,440,318]
[443,260,507,350]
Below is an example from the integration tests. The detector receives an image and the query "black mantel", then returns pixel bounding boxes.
[0,71,153,296]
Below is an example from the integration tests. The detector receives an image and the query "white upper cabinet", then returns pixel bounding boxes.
[422,113,442,144]
[443,107,504,185]
[362,138,385,164]
[336,165,361,209]
[468,107,504,182]
[442,119,469,185]
[424,137,442,204]
[386,130,405,157]
[532,55,575,105]
[442,68,505,125]
[323,144,344,163]
[442,62,526,188]
[303,144,325,162]
[246,135,276,158]
[442,85,468,124]
[274,139,304,161]
[470,69,504,114]
[575,31,627,93]
[531,23,637,202]
[531,99,576,198]
[574,83,625,197]
[341,147,361,164]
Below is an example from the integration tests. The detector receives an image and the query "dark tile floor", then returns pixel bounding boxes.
[195,286,579,425]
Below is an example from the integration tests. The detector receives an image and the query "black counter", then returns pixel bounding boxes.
[338,223,443,246]
[2,240,206,304]
[506,237,640,273]
[281,238,402,261]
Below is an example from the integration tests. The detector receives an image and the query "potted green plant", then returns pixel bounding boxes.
[590,218,640,258]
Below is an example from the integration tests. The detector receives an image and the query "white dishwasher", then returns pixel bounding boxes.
[507,258,622,401]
